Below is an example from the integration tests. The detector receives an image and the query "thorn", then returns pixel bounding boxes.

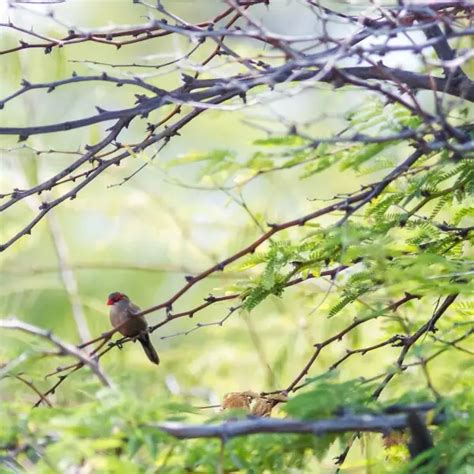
[181,73,193,84]
[134,93,148,104]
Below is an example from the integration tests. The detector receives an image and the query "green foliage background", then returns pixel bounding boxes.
[0,1,473,472]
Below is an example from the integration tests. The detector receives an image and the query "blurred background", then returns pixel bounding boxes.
[1,1,469,470]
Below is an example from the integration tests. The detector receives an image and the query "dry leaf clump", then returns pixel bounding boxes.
[222,391,288,417]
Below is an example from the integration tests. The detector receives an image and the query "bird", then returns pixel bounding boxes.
[107,292,160,365]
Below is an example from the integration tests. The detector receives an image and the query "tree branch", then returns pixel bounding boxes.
[154,404,440,440]
[0,319,112,389]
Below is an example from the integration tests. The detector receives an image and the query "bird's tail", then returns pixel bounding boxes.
[138,333,160,365]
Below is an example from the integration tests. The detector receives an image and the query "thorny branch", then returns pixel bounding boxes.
[1,1,473,469]
[1,0,473,250]
[0,319,112,388]
[7,146,470,407]
[155,403,443,440]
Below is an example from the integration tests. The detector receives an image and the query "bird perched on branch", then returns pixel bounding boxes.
[107,292,160,365]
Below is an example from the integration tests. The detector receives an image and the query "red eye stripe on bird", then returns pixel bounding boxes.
[107,292,160,365]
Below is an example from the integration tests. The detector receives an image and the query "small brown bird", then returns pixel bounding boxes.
[107,292,160,365]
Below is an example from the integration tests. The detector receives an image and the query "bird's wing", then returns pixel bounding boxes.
[128,302,142,316]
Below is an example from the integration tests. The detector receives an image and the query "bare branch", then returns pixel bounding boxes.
[154,405,440,440]
[0,319,112,389]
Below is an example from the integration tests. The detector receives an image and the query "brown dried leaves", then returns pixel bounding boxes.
[222,391,288,417]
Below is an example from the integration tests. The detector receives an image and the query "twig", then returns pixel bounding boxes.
[0,319,112,390]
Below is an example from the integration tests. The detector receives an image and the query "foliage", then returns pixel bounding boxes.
[1,0,473,472]
[2,383,473,473]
